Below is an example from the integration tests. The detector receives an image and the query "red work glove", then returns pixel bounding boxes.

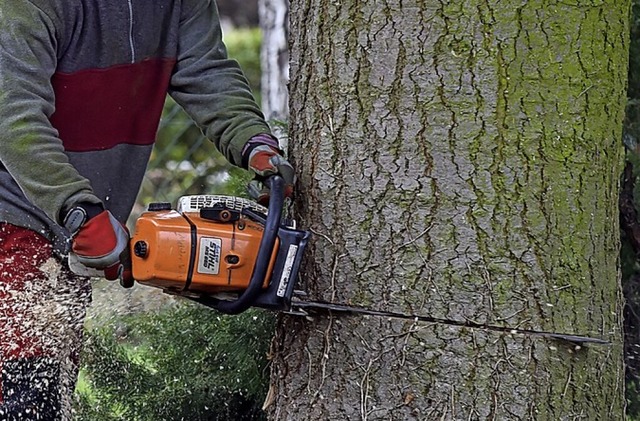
[243,134,295,205]
[70,209,132,284]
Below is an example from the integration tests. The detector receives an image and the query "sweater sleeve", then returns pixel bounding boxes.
[0,1,101,225]
[168,0,272,168]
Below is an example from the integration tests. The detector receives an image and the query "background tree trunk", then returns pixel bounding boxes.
[259,0,290,144]
[268,1,630,420]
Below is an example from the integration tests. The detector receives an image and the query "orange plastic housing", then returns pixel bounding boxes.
[131,209,278,295]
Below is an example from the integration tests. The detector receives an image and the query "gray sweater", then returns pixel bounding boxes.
[0,0,271,252]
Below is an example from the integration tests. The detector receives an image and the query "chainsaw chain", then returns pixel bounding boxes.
[288,298,610,345]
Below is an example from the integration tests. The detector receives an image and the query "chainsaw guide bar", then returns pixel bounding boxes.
[287,297,610,346]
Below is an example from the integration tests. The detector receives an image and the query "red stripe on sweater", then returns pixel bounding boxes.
[50,58,176,152]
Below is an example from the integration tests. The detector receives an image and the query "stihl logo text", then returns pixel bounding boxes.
[197,237,222,275]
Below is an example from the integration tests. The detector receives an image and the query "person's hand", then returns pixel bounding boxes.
[70,210,131,282]
[244,135,295,205]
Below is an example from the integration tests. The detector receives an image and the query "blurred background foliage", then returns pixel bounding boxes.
[75,306,273,421]
[74,22,275,421]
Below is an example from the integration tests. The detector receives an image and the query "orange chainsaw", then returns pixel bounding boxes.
[127,176,310,314]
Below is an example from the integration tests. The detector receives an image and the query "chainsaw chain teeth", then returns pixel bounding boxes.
[176,195,268,214]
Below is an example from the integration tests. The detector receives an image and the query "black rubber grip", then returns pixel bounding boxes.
[213,176,284,314]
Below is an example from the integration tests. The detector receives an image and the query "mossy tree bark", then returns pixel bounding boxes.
[268,1,630,419]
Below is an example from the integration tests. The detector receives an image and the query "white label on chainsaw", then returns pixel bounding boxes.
[277,245,299,297]
[197,237,222,275]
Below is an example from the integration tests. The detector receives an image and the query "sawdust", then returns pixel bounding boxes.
[0,256,91,420]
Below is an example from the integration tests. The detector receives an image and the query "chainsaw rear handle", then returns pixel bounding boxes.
[212,175,285,314]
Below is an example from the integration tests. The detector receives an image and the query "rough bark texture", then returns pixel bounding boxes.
[259,0,290,143]
[268,1,629,419]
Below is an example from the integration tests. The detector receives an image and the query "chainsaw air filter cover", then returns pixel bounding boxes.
[131,195,279,295]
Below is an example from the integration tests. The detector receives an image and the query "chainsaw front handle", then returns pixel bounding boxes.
[212,175,285,314]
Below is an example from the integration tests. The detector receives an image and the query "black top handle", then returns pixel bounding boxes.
[212,175,285,314]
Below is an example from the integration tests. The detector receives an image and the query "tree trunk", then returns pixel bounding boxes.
[259,0,290,144]
[267,1,629,419]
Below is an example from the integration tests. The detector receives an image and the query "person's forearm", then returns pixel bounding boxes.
[168,0,273,167]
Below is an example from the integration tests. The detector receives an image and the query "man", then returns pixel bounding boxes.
[0,1,294,419]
